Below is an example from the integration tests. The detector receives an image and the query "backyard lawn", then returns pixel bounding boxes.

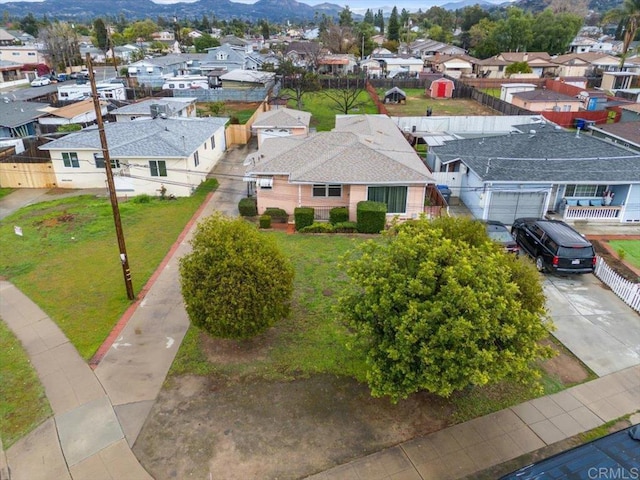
[377,87,498,116]
[608,239,640,270]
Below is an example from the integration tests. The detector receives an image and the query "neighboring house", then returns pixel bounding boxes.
[601,71,639,91]
[152,31,175,43]
[589,121,640,151]
[37,99,108,133]
[619,103,640,122]
[427,54,477,78]
[500,83,536,103]
[0,100,47,138]
[476,52,556,79]
[430,129,640,224]
[80,45,106,64]
[201,43,263,73]
[251,107,311,147]
[409,39,466,60]
[568,36,596,54]
[552,54,594,78]
[39,117,229,197]
[377,56,424,78]
[0,28,17,46]
[111,97,198,122]
[127,54,205,87]
[317,54,358,75]
[219,69,276,89]
[0,44,44,65]
[284,41,322,69]
[360,58,383,78]
[246,114,436,222]
[0,59,27,87]
[510,90,582,112]
[109,44,140,63]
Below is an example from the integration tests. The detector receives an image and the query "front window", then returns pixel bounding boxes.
[94,154,120,169]
[194,151,199,167]
[565,184,607,197]
[150,160,167,177]
[312,184,342,197]
[368,186,408,214]
[62,152,79,168]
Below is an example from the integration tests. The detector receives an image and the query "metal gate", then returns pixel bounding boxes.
[487,191,547,225]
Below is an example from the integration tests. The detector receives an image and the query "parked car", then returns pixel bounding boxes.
[511,218,596,274]
[56,73,68,82]
[31,77,51,87]
[483,220,519,254]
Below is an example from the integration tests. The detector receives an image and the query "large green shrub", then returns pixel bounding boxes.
[334,221,358,233]
[294,207,314,231]
[179,214,294,339]
[356,201,387,233]
[299,222,335,233]
[329,207,349,225]
[263,207,288,223]
[238,197,257,217]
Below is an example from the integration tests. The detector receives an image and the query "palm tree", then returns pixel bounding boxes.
[605,0,640,69]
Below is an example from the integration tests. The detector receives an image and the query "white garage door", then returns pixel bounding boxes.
[487,191,547,225]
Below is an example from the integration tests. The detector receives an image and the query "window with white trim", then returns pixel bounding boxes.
[150,160,167,177]
[62,152,79,168]
[312,184,342,197]
[94,154,120,169]
[367,186,408,214]
[564,184,606,197]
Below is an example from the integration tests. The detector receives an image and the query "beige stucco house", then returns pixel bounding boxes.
[251,108,311,147]
[510,90,582,112]
[245,115,436,221]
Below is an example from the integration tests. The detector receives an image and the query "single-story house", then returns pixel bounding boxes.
[476,52,556,79]
[219,69,276,89]
[601,71,639,91]
[510,90,582,112]
[37,99,108,133]
[111,97,198,122]
[39,117,229,197]
[360,58,383,78]
[0,59,26,88]
[246,114,436,221]
[430,128,640,224]
[251,107,311,147]
[428,54,476,78]
[317,54,358,75]
[500,83,536,103]
[589,121,640,151]
[427,77,454,98]
[0,100,47,138]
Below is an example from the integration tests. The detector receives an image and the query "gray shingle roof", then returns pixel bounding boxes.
[250,115,434,184]
[40,117,228,157]
[252,108,311,128]
[432,130,640,182]
[511,90,580,103]
[111,98,197,116]
[0,101,48,128]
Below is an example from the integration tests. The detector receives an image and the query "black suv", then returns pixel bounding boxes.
[511,218,596,274]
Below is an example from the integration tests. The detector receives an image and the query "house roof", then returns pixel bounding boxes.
[39,117,228,158]
[590,121,640,146]
[220,69,275,83]
[0,101,48,128]
[111,97,197,116]
[252,108,311,128]
[432,130,640,183]
[44,99,105,119]
[430,54,478,66]
[511,89,581,103]
[249,115,434,185]
[621,103,640,113]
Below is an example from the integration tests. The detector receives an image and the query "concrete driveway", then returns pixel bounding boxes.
[544,273,640,377]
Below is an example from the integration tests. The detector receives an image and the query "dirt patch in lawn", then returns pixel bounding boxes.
[539,339,591,385]
[134,336,590,480]
[592,239,640,283]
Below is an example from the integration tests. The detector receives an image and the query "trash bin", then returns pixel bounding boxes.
[437,185,452,204]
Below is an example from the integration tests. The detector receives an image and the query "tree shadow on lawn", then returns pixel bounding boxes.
[134,334,589,480]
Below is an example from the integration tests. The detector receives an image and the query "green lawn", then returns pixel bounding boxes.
[481,88,501,98]
[608,239,640,269]
[0,188,14,200]
[0,180,218,359]
[0,319,52,448]
[281,89,378,131]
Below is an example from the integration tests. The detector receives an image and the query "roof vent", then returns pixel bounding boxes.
[529,129,536,135]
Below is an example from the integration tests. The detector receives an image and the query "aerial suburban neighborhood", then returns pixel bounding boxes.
[0,0,639,479]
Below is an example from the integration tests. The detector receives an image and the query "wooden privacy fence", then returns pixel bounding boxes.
[594,256,640,313]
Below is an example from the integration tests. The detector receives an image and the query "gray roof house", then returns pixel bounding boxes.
[39,117,229,197]
[430,128,640,224]
[251,107,311,147]
[0,100,47,138]
[127,54,206,87]
[200,43,264,74]
[246,114,437,221]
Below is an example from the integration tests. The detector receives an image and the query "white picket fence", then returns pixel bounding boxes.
[594,256,640,313]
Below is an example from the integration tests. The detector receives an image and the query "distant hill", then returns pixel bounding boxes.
[440,0,494,11]
[0,0,345,22]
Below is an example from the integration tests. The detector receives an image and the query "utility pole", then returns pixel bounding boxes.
[86,53,135,300]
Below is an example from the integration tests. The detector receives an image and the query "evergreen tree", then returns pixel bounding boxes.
[388,6,400,42]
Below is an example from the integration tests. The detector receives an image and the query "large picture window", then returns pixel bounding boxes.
[94,154,120,169]
[368,186,408,214]
[312,184,342,197]
[150,160,167,177]
[62,152,79,168]
[565,184,606,197]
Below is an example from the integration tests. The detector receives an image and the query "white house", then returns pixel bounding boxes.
[37,99,108,131]
[111,97,198,122]
[39,117,229,197]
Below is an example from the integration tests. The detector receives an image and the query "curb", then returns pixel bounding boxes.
[89,190,215,368]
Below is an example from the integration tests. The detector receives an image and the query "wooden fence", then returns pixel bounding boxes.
[594,256,640,313]
[449,77,533,115]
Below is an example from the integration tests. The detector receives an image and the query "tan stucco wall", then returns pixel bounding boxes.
[511,97,581,112]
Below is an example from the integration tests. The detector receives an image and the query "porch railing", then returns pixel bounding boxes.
[310,205,348,221]
[563,205,623,221]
